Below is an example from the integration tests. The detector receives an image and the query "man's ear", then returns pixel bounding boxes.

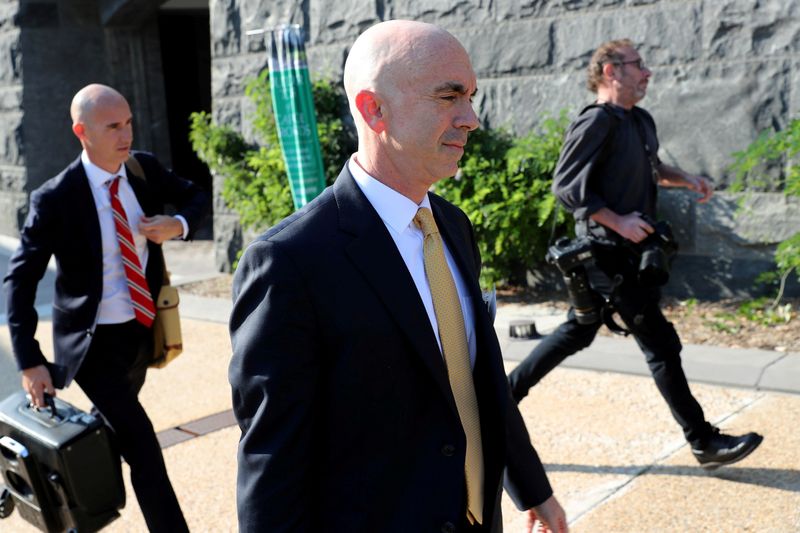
[602,62,618,81]
[354,90,386,133]
[72,123,85,140]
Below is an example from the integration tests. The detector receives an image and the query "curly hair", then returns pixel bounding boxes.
[586,38,634,93]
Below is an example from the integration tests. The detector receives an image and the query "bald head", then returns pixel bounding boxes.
[342,20,478,202]
[70,84,134,173]
[70,84,128,126]
[344,20,468,121]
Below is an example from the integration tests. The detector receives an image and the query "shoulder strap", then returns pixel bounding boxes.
[125,154,146,181]
[579,102,620,166]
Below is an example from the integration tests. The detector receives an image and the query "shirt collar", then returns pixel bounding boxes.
[81,150,128,189]
[348,156,431,234]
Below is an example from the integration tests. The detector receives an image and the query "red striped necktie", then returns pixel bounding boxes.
[109,177,156,327]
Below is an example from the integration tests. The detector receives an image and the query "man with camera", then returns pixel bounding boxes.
[508,39,763,469]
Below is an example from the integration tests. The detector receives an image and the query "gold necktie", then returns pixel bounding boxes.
[414,207,484,525]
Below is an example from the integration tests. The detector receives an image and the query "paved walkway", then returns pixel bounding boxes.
[0,239,798,531]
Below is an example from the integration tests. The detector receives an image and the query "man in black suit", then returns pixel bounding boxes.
[4,84,209,532]
[229,20,566,532]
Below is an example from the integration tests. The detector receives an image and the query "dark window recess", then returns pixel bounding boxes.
[158,8,213,238]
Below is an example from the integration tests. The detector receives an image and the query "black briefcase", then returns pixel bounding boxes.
[0,391,125,532]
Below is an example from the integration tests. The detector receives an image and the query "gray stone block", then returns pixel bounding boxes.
[0,111,23,167]
[308,0,379,45]
[0,30,21,84]
[0,86,22,112]
[0,190,28,237]
[307,43,349,82]
[659,190,697,253]
[552,1,702,71]
[694,193,791,262]
[646,60,790,188]
[0,165,25,192]
[212,97,243,130]
[665,253,788,299]
[791,59,800,119]
[703,0,800,60]
[390,0,493,27]
[493,0,625,21]
[211,0,242,57]
[214,212,244,272]
[476,74,587,134]
[0,5,20,28]
[211,54,263,99]
[452,19,553,77]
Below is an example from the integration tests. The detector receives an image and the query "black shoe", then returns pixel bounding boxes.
[691,428,763,470]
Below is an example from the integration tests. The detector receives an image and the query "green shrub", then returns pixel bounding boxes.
[729,118,800,301]
[189,70,355,231]
[435,113,571,287]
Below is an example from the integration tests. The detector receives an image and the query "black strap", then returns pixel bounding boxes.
[630,110,660,184]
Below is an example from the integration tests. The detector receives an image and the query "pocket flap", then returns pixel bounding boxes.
[157,285,180,310]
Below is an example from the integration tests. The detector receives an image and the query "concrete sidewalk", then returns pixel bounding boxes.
[1,240,798,531]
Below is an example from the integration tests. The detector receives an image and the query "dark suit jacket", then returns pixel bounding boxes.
[4,151,209,387]
[229,166,552,532]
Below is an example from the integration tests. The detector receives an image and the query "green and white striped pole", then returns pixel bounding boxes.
[267,24,326,208]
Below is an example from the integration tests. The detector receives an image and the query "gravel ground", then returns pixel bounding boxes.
[180,275,800,353]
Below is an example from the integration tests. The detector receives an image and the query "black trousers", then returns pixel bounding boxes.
[508,246,714,447]
[74,320,188,533]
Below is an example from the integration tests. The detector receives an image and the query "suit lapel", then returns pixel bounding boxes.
[65,158,103,284]
[334,168,458,415]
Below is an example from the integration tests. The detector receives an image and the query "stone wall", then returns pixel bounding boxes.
[211,0,800,297]
[0,2,25,237]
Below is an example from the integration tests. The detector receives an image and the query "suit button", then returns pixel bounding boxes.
[441,444,455,457]
[441,522,456,533]
[85,330,93,338]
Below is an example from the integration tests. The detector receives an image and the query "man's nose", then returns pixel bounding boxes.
[456,103,480,132]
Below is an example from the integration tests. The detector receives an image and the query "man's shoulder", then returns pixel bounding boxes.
[255,186,337,245]
[575,103,619,127]
[33,156,84,198]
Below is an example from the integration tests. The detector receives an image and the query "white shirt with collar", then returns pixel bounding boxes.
[82,151,149,325]
[348,157,477,367]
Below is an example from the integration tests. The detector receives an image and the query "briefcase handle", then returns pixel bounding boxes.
[21,394,64,427]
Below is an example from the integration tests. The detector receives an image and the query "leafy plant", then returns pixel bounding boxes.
[435,113,571,286]
[189,70,355,231]
[736,297,794,326]
[729,118,800,307]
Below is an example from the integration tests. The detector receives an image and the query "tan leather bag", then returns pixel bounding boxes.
[150,277,183,368]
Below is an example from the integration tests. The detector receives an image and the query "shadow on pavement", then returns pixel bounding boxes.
[547,462,800,491]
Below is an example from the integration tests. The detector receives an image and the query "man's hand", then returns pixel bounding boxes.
[591,208,654,244]
[526,494,568,532]
[22,365,55,408]
[139,215,183,244]
[684,174,713,203]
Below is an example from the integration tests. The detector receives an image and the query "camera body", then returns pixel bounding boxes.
[636,215,678,287]
[547,237,599,324]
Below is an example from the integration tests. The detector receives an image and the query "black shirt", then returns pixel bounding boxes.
[552,103,661,242]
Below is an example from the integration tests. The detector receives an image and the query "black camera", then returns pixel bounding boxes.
[547,237,599,324]
[636,216,678,287]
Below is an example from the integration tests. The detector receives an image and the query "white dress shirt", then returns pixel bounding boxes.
[348,157,477,367]
[82,151,149,324]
